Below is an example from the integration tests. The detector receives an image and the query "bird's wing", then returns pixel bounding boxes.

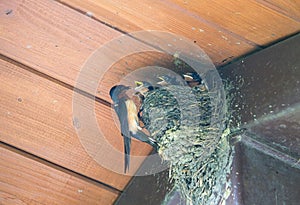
[115,100,131,173]
[131,130,158,151]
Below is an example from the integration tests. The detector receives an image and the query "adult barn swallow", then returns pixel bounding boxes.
[110,85,158,173]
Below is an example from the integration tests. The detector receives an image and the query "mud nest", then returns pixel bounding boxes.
[140,83,233,205]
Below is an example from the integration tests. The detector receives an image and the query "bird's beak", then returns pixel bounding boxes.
[157,77,164,81]
[134,81,144,91]
[157,76,166,85]
[182,74,194,82]
[135,81,143,87]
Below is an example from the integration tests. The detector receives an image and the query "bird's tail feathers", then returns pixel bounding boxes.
[123,136,131,173]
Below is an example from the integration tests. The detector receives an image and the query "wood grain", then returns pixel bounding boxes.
[171,0,300,46]
[0,57,153,190]
[260,0,300,21]
[0,144,118,205]
[0,0,120,96]
[57,0,257,66]
[0,0,255,104]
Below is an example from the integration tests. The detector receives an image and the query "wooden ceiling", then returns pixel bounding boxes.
[0,0,299,204]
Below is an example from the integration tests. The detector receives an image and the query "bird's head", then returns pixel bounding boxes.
[109,85,131,102]
[134,81,154,94]
[157,75,182,86]
[157,76,170,86]
[182,72,201,83]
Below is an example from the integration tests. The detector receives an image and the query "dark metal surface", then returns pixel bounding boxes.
[219,33,300,126]
[249,107,300,159]
[239,136,300,205]
[114,153,173,205]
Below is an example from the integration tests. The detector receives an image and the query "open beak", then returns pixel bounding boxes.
[134,81,145,93]
[182,74,194,82]
[157,76,167,85]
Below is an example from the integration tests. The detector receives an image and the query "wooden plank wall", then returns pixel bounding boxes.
[0,0,299,204]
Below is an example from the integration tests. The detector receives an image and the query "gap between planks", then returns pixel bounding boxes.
[1,0,299,197]
[55,0,259,48]
[254,0,300,22]
[0,142,119,204]
[55,0,128,35]
[0,53,153,190]
[0,0,258,104]
[0,141,122,195]
[0,54,111,108]
[219,31,300,68]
